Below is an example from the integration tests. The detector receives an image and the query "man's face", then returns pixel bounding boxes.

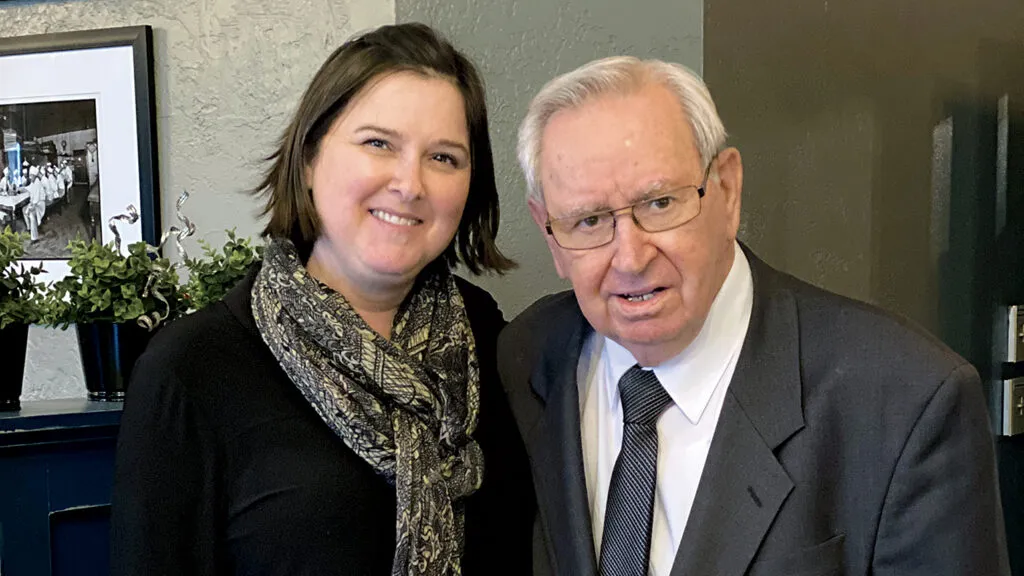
[528,82,744,366]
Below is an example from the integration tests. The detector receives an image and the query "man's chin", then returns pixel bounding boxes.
[608,326,690,366]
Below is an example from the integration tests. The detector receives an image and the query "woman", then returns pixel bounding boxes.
[111,23,534,575]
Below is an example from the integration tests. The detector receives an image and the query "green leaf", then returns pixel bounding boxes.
[184,230,263,311]
[0,227,45,324]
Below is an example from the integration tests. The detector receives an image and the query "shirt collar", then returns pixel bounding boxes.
[603,241,754,424]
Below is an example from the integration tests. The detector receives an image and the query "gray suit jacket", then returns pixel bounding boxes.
[497,249,1009,576]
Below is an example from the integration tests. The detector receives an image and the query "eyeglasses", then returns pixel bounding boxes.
[544,159,715,250]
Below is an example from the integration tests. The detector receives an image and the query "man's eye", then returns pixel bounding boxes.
[575,215,603,229]
[648,196,674,210]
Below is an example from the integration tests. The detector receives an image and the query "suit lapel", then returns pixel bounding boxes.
[527,301,599,576]
[670,249,805,576]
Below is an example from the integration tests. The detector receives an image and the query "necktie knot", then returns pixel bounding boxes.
[618,364,673,426]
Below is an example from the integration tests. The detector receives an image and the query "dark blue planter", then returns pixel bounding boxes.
[76,322,153,401]
[0,322,29,411]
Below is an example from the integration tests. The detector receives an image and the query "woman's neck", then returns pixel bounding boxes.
[305,245,412,340]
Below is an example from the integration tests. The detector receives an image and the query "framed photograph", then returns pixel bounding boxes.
[0,26,158,282]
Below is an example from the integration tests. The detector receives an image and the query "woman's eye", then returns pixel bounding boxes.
[364,138,390,150]
[432,153,459,167]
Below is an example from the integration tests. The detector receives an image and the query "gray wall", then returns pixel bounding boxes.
[704,0,1024,333]
[1,0,394,400]
[396,0,704,318]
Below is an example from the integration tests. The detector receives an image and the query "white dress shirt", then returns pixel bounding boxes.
[578,242,753,576]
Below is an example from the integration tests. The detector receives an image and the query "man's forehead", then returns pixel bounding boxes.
[539,136,702,204]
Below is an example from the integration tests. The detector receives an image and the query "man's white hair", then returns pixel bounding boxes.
[517,56,727,205]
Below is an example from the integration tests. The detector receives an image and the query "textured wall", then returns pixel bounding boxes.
[2,0,394,400]
[396,0,703,318]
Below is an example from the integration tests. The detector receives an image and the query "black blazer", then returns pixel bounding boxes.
[497,247,1009,576]
[111,265,534,575]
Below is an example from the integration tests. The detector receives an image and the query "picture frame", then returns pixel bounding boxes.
[0,25,159,283]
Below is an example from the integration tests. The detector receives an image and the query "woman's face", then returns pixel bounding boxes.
[306,71,472,293]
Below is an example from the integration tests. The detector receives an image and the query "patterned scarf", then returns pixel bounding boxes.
[251,238,483,576]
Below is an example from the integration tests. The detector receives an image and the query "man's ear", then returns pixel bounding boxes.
[528,197,568,279]
[713,147,743,239]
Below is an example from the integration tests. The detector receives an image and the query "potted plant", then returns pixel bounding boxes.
[182,229,263,312]
[0,227,45,410]
[46,239,183,400]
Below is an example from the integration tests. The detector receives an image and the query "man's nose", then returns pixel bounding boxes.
[610,212,656,274]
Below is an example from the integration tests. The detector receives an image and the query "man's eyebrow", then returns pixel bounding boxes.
[553,201,613,220]
[549,180,683,220]
[632,182,673,201]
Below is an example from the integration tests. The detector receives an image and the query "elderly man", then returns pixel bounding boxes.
[498,56,1009,576]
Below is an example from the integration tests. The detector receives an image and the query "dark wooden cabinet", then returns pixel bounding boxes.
[0,400,121,576]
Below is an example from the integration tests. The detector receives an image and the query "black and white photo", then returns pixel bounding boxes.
[0,25,158,282]
[0,99,102,259]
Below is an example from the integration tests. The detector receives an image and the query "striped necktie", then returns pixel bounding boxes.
[599,364,674,576]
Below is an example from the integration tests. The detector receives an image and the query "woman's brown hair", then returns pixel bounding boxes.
[254,23,514,274]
